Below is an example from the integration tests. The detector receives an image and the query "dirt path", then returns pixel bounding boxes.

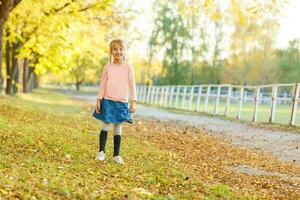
[126,118,300,198]
[134,105,300,165]
[72,92,300,165]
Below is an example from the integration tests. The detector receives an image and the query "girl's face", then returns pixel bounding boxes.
[111,43,124,62]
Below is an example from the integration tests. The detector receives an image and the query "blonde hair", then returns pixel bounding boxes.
[109,39,125,62]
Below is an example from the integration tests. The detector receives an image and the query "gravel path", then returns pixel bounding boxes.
[72,93,300,165]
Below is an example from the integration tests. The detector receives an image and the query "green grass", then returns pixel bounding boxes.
[0,89,252,199]
[147,95,300,126]
[42,84,300,126]
[208,184,231,199]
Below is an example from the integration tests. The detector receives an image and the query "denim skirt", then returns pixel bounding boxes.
[92,98,133,124]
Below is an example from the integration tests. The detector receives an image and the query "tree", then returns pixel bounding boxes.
[0,0,22,92]
[148,0,287,85]
[149,0,191,85]
[224,18,279,85]
[3,0,115,94]
[276,39,300,83]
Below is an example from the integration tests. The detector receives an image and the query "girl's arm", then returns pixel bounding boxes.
[97,64,108,100]
[128,65,136,102]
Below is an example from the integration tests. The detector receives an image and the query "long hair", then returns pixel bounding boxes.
[109,39,125,62]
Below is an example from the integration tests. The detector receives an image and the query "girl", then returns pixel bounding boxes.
[92,39,136,164]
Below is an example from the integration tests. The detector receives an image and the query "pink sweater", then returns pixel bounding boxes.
[97,62,136,103]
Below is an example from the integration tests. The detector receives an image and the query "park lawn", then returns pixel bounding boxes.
[150,95,300,126]
[0,89,299,199]
[0,89,244,199]
[147,99,300,133]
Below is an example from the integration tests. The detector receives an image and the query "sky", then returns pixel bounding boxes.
[127,0,300,57]
[276,0,300,48]
[122,0,155,57]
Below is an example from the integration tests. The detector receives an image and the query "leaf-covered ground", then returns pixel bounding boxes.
[0,89,299,199]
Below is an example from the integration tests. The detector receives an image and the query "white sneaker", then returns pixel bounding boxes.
[95,151,105,161]
[112,156,125,164]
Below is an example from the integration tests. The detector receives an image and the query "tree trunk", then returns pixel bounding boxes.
[76,82,80,91]
[23,52,40,93]
[12,42,19,94]
[5,36,12,95]
[0,22,4,92]
[26,69,34,93]
[33,72,38,89]
[13,62,19,93]
[22,58,29,93]
[74,73,84,91]
[5,38,20,95]
[0,0,23,93]
[22,58,37,93]
[75,79,84,91]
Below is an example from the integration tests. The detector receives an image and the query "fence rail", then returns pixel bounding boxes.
[136,83,300,126]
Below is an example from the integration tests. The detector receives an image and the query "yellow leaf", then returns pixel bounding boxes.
[204,0,213,8]
[0,188,8,195]
[210,12,221,20]
[231,0,247,24]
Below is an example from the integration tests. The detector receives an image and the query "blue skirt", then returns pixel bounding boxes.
[92,98,133,124]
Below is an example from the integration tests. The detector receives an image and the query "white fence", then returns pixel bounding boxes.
[136,83,300,126]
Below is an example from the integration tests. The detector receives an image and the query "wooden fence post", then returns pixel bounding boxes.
[169,86,175,108]
[214,85,221,114]
[252,86,260,122]
[146,86,152,104]
[236,87,244,119]
[141,85,146,103]
[204,85,211,113]
[146,86,150,103]
[175,86,180,109]
[196,86,202,112]
[139,86,143,102]
[159,86,165,106]
[140,86,144,103]
[141,86,144,102]
[136,86,140,102]
[181,86,187,109]
[150,86,154,104]
[290,83,299,125]
[143,86,147,103]
[164,86,169,107]
[154,86,158,105]
[155,86,160,105]
[225,85,232,116]
[189,86,195,110]
[150,86,156,105]
[158,86,163,106]
[269,85,278,123]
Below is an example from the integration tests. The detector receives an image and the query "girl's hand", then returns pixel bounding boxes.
[95,99,101,113]
[129,101,136,113]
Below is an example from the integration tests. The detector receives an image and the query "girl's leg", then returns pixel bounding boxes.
[99,122,110,152]
[113,123,122,156]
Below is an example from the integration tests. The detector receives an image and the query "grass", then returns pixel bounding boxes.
[146,94,300,126]
[144,96,300,133]
[1,89,299,199]
[0,89,249,199]
[41,84,300,126]
[208,184,231,199]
